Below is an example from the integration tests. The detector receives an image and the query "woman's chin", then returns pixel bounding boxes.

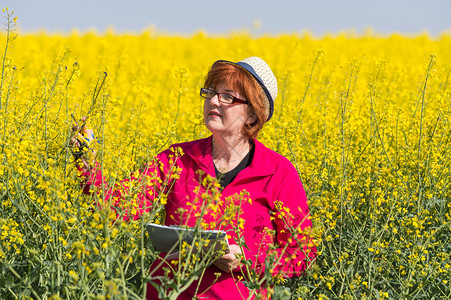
[205,126,220,136]
[205,119,223,132]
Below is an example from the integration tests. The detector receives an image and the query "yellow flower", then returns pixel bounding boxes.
[68,270,78,281]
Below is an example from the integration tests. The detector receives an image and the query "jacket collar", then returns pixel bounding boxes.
[184,136,276,180]
[184,136,216,177]
[237,138,276,179]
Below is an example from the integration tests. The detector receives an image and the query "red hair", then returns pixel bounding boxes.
[204,62,266,139]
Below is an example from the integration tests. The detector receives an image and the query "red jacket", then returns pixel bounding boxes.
[81,136,316,299]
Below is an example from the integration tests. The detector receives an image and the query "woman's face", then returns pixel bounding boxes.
[203,83,252,140]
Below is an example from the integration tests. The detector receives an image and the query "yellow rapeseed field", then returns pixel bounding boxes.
[1,8,450,299]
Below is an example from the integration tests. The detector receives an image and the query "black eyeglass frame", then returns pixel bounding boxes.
[200,88,248,105]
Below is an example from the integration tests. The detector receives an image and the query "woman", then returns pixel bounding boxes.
[73,57,316,299]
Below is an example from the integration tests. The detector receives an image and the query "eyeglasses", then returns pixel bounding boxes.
[200,88,248,105]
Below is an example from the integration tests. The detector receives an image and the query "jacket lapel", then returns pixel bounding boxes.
[184,136,276,184]
[227,139,276,186]
[184,136,216,178]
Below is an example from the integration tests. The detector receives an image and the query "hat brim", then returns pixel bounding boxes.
[213,60,274,121]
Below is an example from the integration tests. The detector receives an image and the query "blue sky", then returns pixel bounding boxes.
[6,0,451,36]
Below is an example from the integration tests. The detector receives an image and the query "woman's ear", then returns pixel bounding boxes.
[246,113,257,125]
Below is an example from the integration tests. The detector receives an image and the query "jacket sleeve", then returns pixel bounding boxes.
[77,148,180,221]
[240,160,317,278]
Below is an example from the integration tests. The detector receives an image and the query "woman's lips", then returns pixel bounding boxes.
[209,111,222,117]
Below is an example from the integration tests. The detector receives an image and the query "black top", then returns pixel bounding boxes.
[214,143,255,189]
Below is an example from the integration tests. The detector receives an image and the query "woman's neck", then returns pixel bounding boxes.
[211,135,251,173]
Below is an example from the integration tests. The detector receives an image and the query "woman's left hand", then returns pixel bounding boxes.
[213,244,242,273]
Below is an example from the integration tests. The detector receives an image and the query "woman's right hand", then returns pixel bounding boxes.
[70,116,96,173]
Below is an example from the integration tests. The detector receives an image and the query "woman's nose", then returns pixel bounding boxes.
[208,94,221,106]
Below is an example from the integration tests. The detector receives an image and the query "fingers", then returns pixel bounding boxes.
[213,258,239,273]
[71,115,88,133]
[213,259,232,273]
[71,115,94,142]
[70,115,96,164]
[213,252,240,273]
[212,244,242,273]
[70,137,81,150]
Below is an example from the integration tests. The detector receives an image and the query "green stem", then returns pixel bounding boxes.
[296,50,322,132]
[417,55,435,211]
[0,12,12,108]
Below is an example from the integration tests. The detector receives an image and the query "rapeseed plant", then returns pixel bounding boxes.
[0,9,450,299]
